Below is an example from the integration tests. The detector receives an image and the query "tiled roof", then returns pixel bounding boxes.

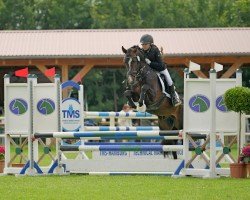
[0,28,249,58]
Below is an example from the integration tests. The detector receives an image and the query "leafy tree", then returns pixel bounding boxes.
[83,68,127,111]
[0,0,36,29]
[90,0,142,28]
[231,0,250,26]
[34,0,93,29]
[225,86,250,114]
[224,86,250,158]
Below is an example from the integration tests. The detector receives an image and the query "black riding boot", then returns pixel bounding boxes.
[169,85,181,107]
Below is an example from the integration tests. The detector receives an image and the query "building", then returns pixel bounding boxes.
[0,28,250,107]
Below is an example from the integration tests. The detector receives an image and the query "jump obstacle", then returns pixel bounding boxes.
[3,66,247,178]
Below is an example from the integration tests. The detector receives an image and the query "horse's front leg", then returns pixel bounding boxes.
[138,84,150,107]
[124,90,137,108]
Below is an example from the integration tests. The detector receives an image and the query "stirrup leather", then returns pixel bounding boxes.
[171,92,181,107]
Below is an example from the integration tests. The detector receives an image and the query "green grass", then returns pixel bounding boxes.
[0,175,249,200]
[2,141,250,200]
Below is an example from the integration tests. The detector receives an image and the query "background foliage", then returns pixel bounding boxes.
[0,0,249,111]
[0,0,249,29]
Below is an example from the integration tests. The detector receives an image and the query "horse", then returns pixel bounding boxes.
[122,45,183,159]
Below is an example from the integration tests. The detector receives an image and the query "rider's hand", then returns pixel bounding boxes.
[145,58,151,65]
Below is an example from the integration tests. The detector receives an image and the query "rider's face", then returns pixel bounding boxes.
[141,43,150,51]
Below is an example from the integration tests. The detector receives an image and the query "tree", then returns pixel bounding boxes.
[34,0,93,29]
[90,0,142,28]
[224,86,250,160]
[82,68,127,111]
[230,0,250,26]
[0,0,36,29]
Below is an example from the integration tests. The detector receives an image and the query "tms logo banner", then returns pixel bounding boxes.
[9,98,28,115]
[61,98,81,131]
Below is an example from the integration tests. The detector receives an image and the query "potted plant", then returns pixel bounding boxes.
[224,86,250,178]
[0,145,5,173]
[240,145,250,177]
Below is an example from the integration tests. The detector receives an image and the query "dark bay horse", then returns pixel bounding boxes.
[122,45,183,158]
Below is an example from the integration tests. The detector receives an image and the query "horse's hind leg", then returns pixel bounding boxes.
[138,84,150,107]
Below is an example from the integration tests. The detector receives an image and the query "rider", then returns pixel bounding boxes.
[139,34,181,107]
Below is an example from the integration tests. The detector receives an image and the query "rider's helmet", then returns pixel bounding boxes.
[140,34,154,44]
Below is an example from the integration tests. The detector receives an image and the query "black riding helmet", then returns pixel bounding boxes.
[140,34,154,44]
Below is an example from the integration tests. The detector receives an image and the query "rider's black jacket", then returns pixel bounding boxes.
[141,44,166,72]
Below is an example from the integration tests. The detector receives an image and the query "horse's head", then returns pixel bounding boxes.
[122,45,145,86]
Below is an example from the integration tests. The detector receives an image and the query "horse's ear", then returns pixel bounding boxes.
[122,46,127,54]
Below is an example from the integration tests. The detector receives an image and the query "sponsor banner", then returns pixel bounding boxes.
[61,98,81,131]
[92,150,184,159]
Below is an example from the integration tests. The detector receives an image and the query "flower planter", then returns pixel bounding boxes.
[246,163,250,178]
[0,160,4,173]
[230,163,247,178]
[11,163,25,168]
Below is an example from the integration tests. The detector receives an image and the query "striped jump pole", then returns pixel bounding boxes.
[61,135,180,140]
[84,126,159,131]
[34,131,206,141]
[78,136,180,140]
[84,111,157,118]
[63,142,162,146]
[60,144,184,152]
[85,142,161,146]
[34,130,181,138]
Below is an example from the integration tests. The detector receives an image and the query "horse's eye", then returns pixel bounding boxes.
[124,57,130,63]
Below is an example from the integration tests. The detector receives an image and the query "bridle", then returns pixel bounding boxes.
[124,49,145,88]
[125,49,146,77]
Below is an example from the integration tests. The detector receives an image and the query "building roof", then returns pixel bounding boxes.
[0,28,249,59]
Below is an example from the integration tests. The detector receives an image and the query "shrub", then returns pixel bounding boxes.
[224,86,250,114]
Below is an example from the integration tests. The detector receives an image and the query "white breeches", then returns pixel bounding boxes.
[160,69,173,86]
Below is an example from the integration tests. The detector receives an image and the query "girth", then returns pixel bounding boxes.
[146,93,169,112]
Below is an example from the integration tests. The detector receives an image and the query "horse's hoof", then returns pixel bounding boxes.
[136,104,146,112]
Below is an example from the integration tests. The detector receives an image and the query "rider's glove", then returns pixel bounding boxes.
[145,58,151,65]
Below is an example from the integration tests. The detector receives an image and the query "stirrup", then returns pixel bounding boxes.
[171,95,181,107]
[173,100,182,107]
